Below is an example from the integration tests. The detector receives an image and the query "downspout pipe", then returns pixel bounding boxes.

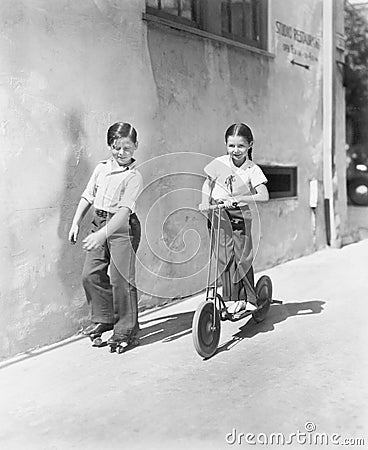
[323,0,340,247]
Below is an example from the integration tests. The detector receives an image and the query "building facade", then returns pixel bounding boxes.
[0,0,346,359]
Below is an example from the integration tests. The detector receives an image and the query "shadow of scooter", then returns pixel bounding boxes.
[216,299,325,354]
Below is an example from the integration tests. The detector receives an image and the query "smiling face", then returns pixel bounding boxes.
[110,137,137,166]
[226,135,252,167]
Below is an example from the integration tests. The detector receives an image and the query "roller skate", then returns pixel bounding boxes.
[107,333,140,354]
[82,323,114,347]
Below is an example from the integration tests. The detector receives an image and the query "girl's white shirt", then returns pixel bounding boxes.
[204,155,267,202]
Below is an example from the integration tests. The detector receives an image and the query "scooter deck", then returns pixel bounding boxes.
[221,299,282,322]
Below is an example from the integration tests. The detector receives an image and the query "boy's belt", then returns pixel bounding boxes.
[95,209,109,218]
[95,209,136,219]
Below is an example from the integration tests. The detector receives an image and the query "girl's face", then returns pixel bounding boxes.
[110,137,137,166]
[226,135,252,166]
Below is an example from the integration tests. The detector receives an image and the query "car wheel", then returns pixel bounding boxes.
[347,176,368,206]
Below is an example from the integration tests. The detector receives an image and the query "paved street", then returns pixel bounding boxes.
[1,240,368,450]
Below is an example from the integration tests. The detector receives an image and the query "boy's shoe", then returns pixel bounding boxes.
[81,322,99,335]
[107,334,139,354]
[82,322,113,336]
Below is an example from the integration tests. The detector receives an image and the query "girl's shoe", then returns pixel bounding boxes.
[245,302,257,312]
[227,300,258,314]
[227,300,247,314]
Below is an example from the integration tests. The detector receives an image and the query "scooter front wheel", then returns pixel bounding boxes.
[253,275,272,323]
[192,301,221,358]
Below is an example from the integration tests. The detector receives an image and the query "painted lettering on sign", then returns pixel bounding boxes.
[282,43,319,62]
[275,21,293,39]
[275,21,321,50]
[275,20,320,65]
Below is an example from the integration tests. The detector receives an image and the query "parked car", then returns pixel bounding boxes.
[346,146,368,206]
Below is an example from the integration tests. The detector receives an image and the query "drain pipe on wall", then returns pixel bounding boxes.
[323,0,341,248]
[310,179,318,249]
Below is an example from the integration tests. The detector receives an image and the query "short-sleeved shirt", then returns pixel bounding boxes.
[81,157,143,214]
[204,155,267,202]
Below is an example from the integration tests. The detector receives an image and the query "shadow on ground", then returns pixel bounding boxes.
[136,299,325,351]
[216,300,325,356]
[138,311,195,346]
[0,300,325,368]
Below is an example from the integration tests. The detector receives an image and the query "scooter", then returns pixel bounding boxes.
[192,203,279,359]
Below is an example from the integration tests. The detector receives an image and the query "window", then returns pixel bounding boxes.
[259,166,298,199]
[221,0,262,47]
[146,0,268,50]
[146,0,200,26]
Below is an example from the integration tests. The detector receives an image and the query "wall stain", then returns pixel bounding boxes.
[56,108,92,321]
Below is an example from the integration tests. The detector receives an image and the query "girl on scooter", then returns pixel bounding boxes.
[199,123,269,314]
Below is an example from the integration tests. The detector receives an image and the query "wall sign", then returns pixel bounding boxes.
[275,20,321,69]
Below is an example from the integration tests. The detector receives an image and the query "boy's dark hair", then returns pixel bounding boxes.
[107,122,138,146]
[225,123,254,160]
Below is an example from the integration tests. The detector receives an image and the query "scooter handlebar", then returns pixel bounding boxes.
[204,202,238,211]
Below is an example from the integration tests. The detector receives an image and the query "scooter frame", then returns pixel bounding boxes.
[192,203,276,359]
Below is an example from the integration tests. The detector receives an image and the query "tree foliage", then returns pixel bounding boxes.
[344,0,368,114]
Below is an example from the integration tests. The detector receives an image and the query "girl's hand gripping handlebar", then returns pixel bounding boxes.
[198,200,238,211]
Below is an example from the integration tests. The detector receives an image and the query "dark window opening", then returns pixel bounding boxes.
[221,0,261,46]
[146,0,268,50]
[260,166,298,199]
[146,0,200,26]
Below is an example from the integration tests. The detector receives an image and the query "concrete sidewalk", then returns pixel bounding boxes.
[1,240,368,449]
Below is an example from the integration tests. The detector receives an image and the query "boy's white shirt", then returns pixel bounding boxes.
[204,155,267,202]
[81,157,143,213]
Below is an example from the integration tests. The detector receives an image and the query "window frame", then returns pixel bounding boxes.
[221,0,268,50]
[145,0,269,52]
[146,2,201,29]
[259,165,298,199]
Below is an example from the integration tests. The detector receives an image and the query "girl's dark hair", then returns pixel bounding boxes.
[107,122,138,146]
[225,123,254,160]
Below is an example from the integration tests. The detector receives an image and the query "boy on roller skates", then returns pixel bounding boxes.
[69,122,142,353]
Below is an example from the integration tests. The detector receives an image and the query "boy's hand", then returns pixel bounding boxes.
[68,224,79,244]
[82,230,106,251]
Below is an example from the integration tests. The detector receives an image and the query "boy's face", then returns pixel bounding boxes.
[110,137,137,166]
[226,135,252,165]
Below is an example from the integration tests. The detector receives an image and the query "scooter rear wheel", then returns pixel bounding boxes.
[192,301,221,358]
[253,275,272,323]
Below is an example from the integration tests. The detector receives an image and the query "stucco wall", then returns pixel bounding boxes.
[0,0,157,359]
[142,0,327,279]
[0,0,345,359]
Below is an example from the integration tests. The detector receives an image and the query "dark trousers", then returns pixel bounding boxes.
[209,207,257,305]
[82,211,141,339]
